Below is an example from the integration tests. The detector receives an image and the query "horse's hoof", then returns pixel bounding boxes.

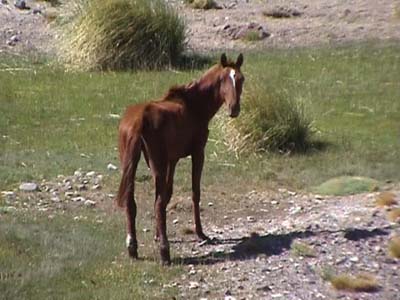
[197,232,210,241]
[160,247,171,265]
[128,246,138,259]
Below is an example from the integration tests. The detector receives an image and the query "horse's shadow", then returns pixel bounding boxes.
[173,227,389,266]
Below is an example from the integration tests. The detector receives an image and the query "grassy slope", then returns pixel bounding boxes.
[0,43,399,299]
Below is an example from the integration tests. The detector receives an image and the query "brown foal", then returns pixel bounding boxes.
[116,53,245,264]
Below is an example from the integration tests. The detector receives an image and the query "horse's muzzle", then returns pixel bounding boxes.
[229,105,240,118]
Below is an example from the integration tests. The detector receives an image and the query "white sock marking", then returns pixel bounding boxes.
[229,69,236,88]
[126,234,132,247]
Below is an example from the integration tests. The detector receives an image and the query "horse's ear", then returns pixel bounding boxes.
[220,53,228,67]
[236,53,244,68]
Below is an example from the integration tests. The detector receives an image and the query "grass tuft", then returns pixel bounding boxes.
[330,273,380,292]
[291,241,317,257]
[58,0,185,71]
[222,88,313,155]
[387,208,400,223]
[388,236,400,259]
[375,192,397,207]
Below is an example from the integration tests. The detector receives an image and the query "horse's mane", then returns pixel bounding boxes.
[163,64,224,103]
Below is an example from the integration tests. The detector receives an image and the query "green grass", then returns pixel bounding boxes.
[1,42,400,299]
[1,42,400,192]
[0,210,181,299]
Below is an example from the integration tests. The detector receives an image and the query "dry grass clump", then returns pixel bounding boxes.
[388,236,400,259]
[291,241,317,257]
[219,87,313,156]
[58,0,185,71]
[387,208,400,223]
[185,0,219,9]
[330,273,380,292]
[375,191,397,207]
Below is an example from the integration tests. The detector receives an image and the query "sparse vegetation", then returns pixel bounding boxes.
[387,208,400,223]
[375,192,398,207]
[291,241,317,257]
[388,236,400,259]
[329,273,380,292]
[184,0,219,9]
[242,31,263,42]
[58,0,185,70]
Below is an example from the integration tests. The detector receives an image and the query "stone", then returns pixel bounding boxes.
[14,0,27,9]
[19,182,38,192]
[86,171,96,177]
[107,163,118,171]
[84,199,96,207]
[247,216,256,222]
[1,191,16,198]
[189,281,200,289]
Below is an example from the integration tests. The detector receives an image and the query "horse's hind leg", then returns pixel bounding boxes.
[153,163,172,265]
[125,147,141,259]
[126,198,138,258]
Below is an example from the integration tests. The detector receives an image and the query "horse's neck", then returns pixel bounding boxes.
[186,75,223,122]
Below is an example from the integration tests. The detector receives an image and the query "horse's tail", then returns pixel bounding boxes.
[115,118,143,208]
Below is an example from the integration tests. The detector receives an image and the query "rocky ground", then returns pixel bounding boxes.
[1,0,400,55]
[1,170,399,300]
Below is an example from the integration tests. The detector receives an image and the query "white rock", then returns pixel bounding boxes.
[173,219,179,224]
[189,281,199,289]
[51,197,61,202]
[271,200,279,205]
[108,113,120,119]
[74,170,82,177]
[207,202,214,207]
[349,256,359,263]
[86,171,96,177]
[247,216,256,222]
[1,191,16,198]
[19,182,38,192]
[107,163,118,171]
[84,200,96,207]
[71,196,85,202]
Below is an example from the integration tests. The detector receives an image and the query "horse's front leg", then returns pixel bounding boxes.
[192,151,209,241]
[154,166,171,265]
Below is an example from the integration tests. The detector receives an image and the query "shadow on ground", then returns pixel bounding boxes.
[173,227,389,266]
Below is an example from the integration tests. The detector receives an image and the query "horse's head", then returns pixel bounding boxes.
[219,53,245,118]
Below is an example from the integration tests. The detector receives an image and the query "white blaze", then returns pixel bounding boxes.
[229,69,236,88]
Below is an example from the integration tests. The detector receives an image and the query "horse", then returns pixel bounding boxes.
[116,53,245,265]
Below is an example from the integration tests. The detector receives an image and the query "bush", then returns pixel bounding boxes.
[58,0,185,71]
[221,86,313,155]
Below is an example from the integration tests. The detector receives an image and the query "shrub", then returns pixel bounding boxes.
[222,87,313,155]
[329,273,380,292]
[58,0,185,71]
[388,236,400,259]
[375,191,397,207]
[387,208,400,223]
[185,0,219,9]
